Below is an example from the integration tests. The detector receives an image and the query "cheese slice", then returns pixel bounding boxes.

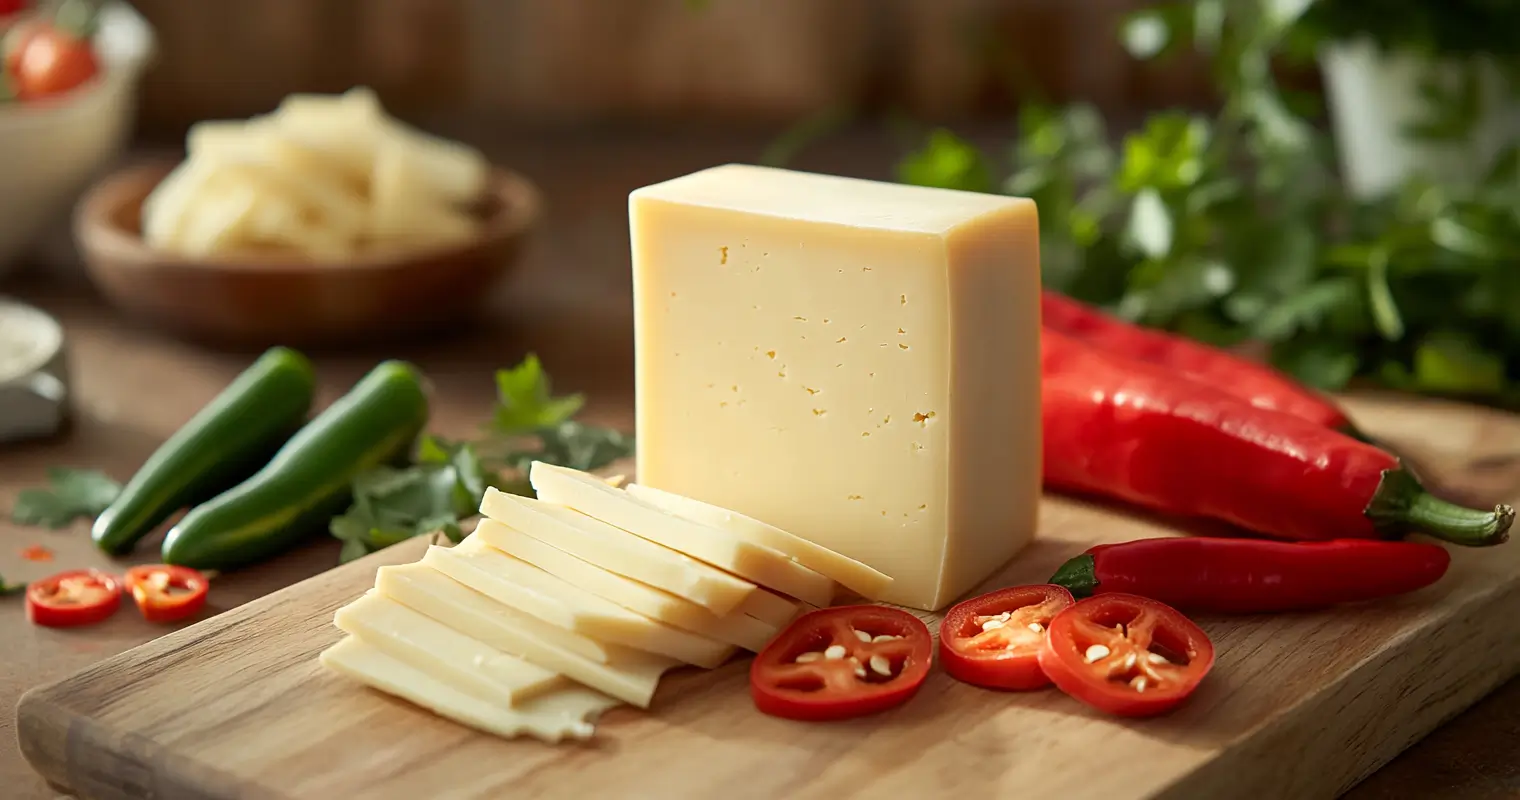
[424,543,736,668]
[377,563,678,708]
[475,520,779,652]
[734,587,805,627]
[320,636,617,743]
[376,562,618,665]
[334,592,564,708]
[481,489,756,615]
[626,482,893,599]
[528,462,836,606]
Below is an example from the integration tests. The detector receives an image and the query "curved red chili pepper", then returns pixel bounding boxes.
[1050,537,1452,613]
[1041,292,1359,435]
[1041,329,1511,546]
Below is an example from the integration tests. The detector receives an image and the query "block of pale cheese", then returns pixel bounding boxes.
[629,164,1041,611]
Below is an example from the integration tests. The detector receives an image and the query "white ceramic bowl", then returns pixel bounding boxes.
[0,2,154,278]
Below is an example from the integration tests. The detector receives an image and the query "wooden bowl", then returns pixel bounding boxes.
[74,161,541,348]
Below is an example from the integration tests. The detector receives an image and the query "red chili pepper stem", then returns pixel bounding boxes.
[1366,467,1513,547]
[1048,555,1099,599]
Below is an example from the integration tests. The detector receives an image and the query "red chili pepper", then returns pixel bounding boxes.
[1050,537,1451,613]
[125,565,210,623]
[750,606,932,722]
[1038,593,1214,717]
[26,569,122,628]
[939,585,1073,691]
[1041,329,1512,547]
[1041,292,1360,435]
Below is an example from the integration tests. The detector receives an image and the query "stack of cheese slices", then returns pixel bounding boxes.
[320,460,894,742]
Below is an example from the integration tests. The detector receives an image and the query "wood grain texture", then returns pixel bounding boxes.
[14,395,1520,800]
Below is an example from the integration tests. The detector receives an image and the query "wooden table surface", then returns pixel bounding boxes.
[1,128,1516,799]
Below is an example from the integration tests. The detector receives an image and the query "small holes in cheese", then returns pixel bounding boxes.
[913,411,936,425]
[812,408,827,416]
[719,246,729,264]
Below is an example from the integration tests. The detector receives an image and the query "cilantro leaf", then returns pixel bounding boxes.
[11,468,121,528]
[0,573,22,595]
[330,445,496,563]
[503,421,635,475]
[491,354,585,435]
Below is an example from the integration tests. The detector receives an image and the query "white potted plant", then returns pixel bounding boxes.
[1304,0,1520,198]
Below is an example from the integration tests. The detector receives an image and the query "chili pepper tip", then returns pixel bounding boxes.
[1048,554,1098,598]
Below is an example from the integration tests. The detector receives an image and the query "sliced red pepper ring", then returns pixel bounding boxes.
[125,565,209,624]
[750,605,932,722]
[26,569,123,628]
[1038,593,1214,718]
[940,584,1074,691]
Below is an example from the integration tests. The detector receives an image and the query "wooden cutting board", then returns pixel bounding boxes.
[16,394,1520,800]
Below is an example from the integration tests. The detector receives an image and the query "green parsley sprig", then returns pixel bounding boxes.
[330,355,635,562]
[9,468,122,529]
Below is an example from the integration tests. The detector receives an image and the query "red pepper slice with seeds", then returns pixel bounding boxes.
[940,584,1073,691]
[1038,593,1214,718]
[750,605,932,721]
[125,565,209,624]
[26,569,123,628]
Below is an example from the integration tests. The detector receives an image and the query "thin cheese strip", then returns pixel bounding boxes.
[481,489,756,615]
[425,543,736,669]
[627,482,894,599]
[377,563,678,708]
[378,562,616,665]
[334,592,564,708]
[734,587,805,627]
[529,462,836,606]
[475,520,780,652]
[320,636,617,744]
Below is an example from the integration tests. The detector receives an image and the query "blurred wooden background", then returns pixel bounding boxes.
[126,0,1220,136]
